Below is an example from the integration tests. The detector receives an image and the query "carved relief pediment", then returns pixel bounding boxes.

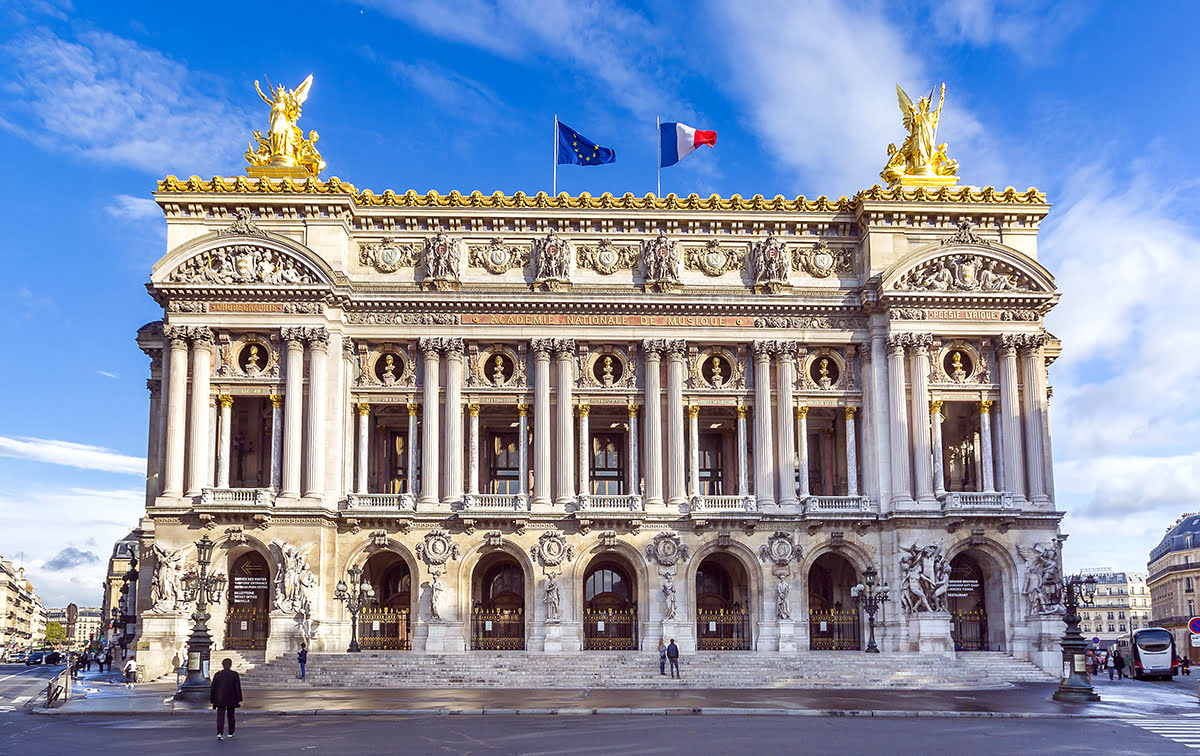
[892,252,1034,292]
[166,243,321,285]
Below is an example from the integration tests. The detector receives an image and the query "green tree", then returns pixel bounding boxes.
[45,622,66,646]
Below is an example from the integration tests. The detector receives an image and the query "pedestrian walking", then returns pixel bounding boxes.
[658,639,667,676]
[666,638,680,679]
[1182,656,1191,676]
[122,658,137,689]
[1106,652,1115,680]
[210,658,243,741]
[1114,652,1126,679]
[85,653,92,672]
[297,643,307,680]
[104,650,113,673]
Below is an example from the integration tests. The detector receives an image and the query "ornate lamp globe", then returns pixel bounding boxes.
[864,565,877,587]
[195,535,215,565]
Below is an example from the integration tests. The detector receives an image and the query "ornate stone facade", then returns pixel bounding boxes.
[130,173,1066,679]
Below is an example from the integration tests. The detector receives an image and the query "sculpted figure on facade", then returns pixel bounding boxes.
[248,74,325,177]
[640,232,682,292]
[167,245,318,285]
[662,579,678,621]
[750,235,790,293]
[149,543,186,612]
[898,541,951,613]
[533,231,573,290]
[894,252,1024,292]
[544,572,562,622]
[1018,542,1065,616]
[530,530,575,574]
[217,208,268,238]
[417,528,460,621]
[422,233,464,290]
[271,540,316,616]
[880,82,958,186]
[776,579,792,621]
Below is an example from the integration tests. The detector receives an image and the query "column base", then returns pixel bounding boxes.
[418,621,466,653]
[910,611,955,655]
[538,621,582,653]
[531,497,554,513]
[660,619,696,654]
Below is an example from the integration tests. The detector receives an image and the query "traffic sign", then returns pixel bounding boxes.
[1192,634,1200,648]
[1189,617,1200,634]
[1091,637,1100,645]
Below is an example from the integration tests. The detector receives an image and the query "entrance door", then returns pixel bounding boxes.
[949,554,988,651]
[471,556,526,650]
[225,552,270,650]
[583,559,637,650]
[808,553,861,651]
[694,554,750,650]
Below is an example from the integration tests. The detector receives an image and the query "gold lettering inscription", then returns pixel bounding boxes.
[464,314,755,327]
[209,302,287,313]
[924,309,1002,321]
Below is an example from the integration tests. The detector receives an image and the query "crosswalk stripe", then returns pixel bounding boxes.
[1129,720,1200,750]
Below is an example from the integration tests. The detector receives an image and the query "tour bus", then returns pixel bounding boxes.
[1129,627,1177,680]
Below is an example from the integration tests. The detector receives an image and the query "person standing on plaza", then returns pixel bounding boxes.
[658,639,667,676]
[297,643,308,680]
[1114,652,1126,680]
[122,657,137,689]
[104,649,113,673]
[1106,652,1116,680]
[666,638,680,679]
[210,658,243,741]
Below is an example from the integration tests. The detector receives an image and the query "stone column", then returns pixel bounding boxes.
[281,328,305,498]
[979,400,995,492]
[1020,336,1050,505]
[355,402,370,494]
[687,404,700,499]
[303,328,329,499]
[752,341,775,508]
[909,335,936,505]
[207,398,218,488]
[517,403,530,502]
[444,339,465,505]
[869,334,893,508]
[554,339,576,506]
[885,335,913,506]
[665,340,687,507]
[577,404,591,497]
[186,328,214,497]
[145,374,162,503]
[216,394,233,488]
[844,407,859,498]
[775,343,798,509]
[406,401,419,497]
[626,403,639,496]
[269,395,283,490]
[162,327,189,497]
[467,403,480,496]
[736,405,749,497]
[991,400,1005,492]
[642,342,664,509]
[796,406,810,500]
[419,338,442,507]
[930,400,946,498]
[997,336,1025,500]
[532,340,553,509]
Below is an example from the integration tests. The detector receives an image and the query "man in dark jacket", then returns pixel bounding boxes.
[1114,652,1126,679]
[210,658,243,741]
[666,638,680,679]
[298,643,307,680]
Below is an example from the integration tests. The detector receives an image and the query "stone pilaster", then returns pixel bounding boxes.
[468,403,480,496]
[979,400,995,492]
[531,339,553,510]
[355,402,370,494]
[1020,335,1050,505]
[444,338,465,505]
[216,394,233,488]
[997,335,1025,500]
[419,338,442,508]
[162,326,189,497]
[885,334,913,507]
[752,340,775,508]
[406,401,419,496]
[796,406,810,500]
[269,395,283,491]
[554,338,576,507]
[775,342,798,510]
[908,334,936,506]
[687,404,700,499]
[930,400,945,499]
[577,404,590,497]
[626,403,639,496]
[665,340,687,508]
[517,403,530,503]
[185,327,214,497]
[845,407,859,498]
[280,327,305,498]
[736,405,749,497]
[642,341,664,509]
[303,327,329,499]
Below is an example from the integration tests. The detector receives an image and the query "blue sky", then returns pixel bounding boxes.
[1,0,1198,606]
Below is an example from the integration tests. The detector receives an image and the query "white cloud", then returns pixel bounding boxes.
[0,29,253,175]
[96,370,119,379]
[930,0,1088,64]
[105,194,161,221]
[0,436,146,476]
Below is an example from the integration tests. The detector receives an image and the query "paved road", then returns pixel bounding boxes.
[0,665,59,714]
[0,711,1193,755]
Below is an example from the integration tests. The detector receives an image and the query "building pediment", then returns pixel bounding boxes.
[152,231,335,288]
[880,233,1056,297]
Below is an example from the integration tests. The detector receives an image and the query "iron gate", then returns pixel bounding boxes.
[696,609,751,650]
[358,607,412,650]
[471,609,525,650]
[808,609,861,650]
[951,610,988,651]
[224,606,268,650]
[583,609,638,650]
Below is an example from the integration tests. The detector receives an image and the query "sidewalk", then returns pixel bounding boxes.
[32,673,1200,719]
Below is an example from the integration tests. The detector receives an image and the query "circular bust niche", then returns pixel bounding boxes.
[700,352,731,388]
[483,350,516,386]
[591,351,626,387]
[238,341,270,374]
[808,353,841,389]
[942,348,975,382]
[374,351,405,384]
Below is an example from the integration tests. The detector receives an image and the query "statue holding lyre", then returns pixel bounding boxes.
[246,75,325,178]
[880,83,959,187]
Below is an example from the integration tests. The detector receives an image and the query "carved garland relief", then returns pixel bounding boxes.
[167,244,319,285]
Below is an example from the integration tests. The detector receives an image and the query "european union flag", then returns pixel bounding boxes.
[557,121,616,166]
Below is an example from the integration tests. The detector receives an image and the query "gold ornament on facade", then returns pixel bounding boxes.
[245,75,325,179]
[880,83,959,188]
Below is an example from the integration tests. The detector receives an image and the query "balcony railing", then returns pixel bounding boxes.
[942,491,1014,510]
[462,493,527,511]
[199,487,276,508]
[805,495,873,513]
[690,494,756,512]
[577,494,643,511]
[344,492,416,510]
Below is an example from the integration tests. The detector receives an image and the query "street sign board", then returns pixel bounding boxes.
[1091,637,1100,644]
[1191,634,1200,648]
[1188,616,1200,634]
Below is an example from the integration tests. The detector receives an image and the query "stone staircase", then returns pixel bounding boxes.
[240,650,1054,690]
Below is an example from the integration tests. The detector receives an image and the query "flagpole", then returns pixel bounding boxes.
[655,115,661,198]
[553,114,558,197]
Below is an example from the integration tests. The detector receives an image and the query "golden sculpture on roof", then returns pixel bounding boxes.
[880,83,959,188]
[245,74,325,178]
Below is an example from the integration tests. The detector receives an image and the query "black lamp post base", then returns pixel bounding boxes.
[1052,686,1101,703]
[175,679,212,702]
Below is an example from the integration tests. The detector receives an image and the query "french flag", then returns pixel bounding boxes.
[659,121,717,167]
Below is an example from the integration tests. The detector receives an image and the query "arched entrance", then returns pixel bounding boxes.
[582,555,638,650]
[808,552,861,650]
[948,549,1006,651]
[360,551,413,650]
[471,552,526,650]
[695,553,750,650]
[225,552,270,650]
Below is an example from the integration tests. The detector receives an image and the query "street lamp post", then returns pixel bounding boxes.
[1052,573,1100,702]
[851,565,890,654]
[174,535,228,702]
[333,565,375,653]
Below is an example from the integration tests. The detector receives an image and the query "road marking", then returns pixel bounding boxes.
[1129,720,1200,750]
[10,696,31,706]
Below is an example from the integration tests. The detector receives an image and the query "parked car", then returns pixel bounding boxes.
[4,652,26,663]
[44,651,62,665]
[25,651,45,665]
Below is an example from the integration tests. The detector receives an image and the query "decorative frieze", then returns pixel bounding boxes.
[167,244,318,285]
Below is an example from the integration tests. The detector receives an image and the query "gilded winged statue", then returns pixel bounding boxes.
[245,74,326,177]
[880,83,958,187]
